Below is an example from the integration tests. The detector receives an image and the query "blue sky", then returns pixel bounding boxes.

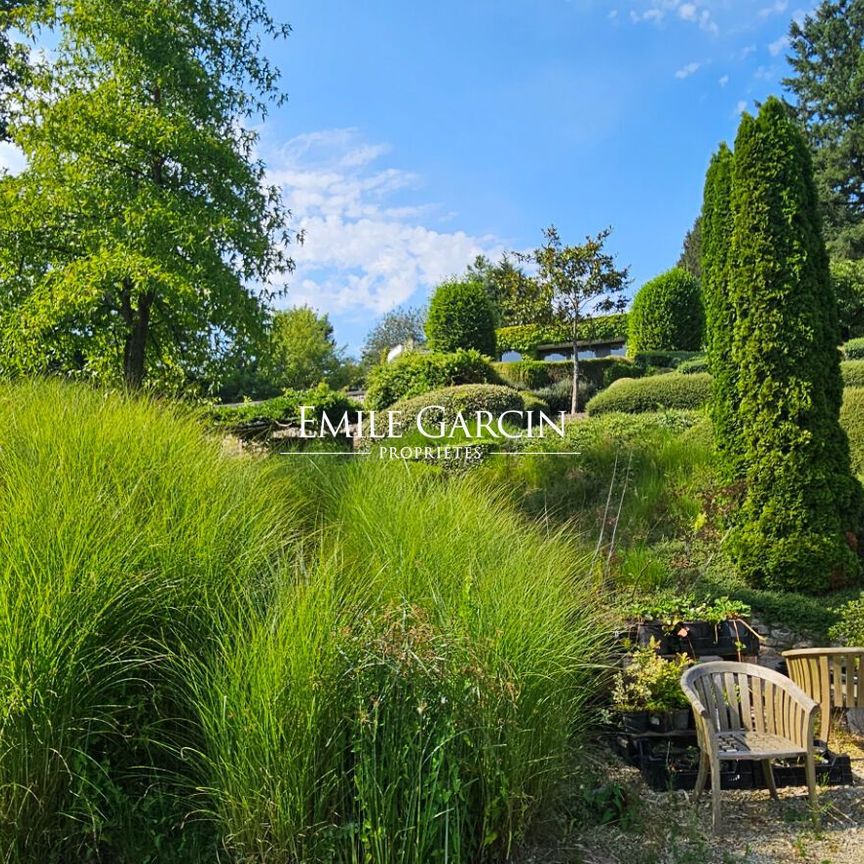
[0,0,813,355]
[254,0,810,355]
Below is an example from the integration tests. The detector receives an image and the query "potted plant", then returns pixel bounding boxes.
[623,593,760,659]
[612,641,693,733]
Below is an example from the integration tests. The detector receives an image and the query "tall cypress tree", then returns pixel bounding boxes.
[701,143,740,478]
[729,97,861,593]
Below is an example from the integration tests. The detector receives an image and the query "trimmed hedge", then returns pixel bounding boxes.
[426,280,497,355]
[628,269,705,355]
[843,340,864,360]
[365,350,499,409]
[209,383,359,431]
[388,384,527,434]
[842,360,864,388]
[841,387,864,476]
[496,313,628,357]
[492,357,635,393]
[632,350,701,370]
[677,355,709,375]
[585,373,712,415]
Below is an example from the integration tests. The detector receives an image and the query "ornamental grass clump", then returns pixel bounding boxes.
[0,378,300,862]
[192,459,605,863]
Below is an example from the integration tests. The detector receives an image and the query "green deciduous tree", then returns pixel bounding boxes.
[465,254,552,327]
[425,279,497,357]
[728,97,860,593]
[0,0,294,389]
[701,143,742,477]
[784,0,864,259]
[264,306,344,392]
[519,226,629,414]
[833,258,864,339]
[627,268,704,355]
[360,306,426,368]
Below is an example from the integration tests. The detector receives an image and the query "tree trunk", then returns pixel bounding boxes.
[123,292,153,389]
[571,335,580,415]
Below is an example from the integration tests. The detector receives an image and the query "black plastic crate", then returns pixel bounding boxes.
[763,749,854,788]
[635,740,854,792]
[633,620,760,658]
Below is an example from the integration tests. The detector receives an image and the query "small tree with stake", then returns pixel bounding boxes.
[518,226,629,414]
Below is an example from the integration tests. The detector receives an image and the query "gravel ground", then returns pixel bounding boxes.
[520,747,864,864]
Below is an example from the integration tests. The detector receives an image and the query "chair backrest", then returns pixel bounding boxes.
[783,648,864,713]
[681,660,814,742]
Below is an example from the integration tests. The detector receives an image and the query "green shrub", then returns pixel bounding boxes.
[828,594,864,645]
[493,358,632,395]
[535,378,596,412]
[677,355,709,375]
[632,350,701,370]
[842,359,864,387]
[843,338,864,360]
[585,373,712,415]
[425,279,497,355]
[521,391,551,414]
[597,362,645,390]
[492,358,553,389]
[192,460,604,863]
[208,382,359,432]
[0,379,298,860]
[841,387,864,475]
[365,349,498,409]
[388,383,527,434]
[627,269,704,355]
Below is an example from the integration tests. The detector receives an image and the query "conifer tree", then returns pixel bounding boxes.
[728,97,860,592]
[701,143,741,477]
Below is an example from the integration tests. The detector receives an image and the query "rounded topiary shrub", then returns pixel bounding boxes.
[426,280,497,356]
[365,349,498,409]
[627,268,705,355]
[389,384,527,434]
[585,373,712,415]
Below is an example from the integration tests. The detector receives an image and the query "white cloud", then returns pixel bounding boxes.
[719,74,729,86]
[768,34,790,56]
[675,61,702,79]
[759,0,788,16]
[740,44,757,59]
[629,1,718,33]
[0,142,26,176]
[735,99,748,115]
[267,130,505,316]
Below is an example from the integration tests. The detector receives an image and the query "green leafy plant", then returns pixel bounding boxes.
[827,594,864,646]
[612,643,692,713]
[364,349,498,409]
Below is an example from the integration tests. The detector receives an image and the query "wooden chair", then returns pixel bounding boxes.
[783,648,864,745]
[680,661,819,832]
